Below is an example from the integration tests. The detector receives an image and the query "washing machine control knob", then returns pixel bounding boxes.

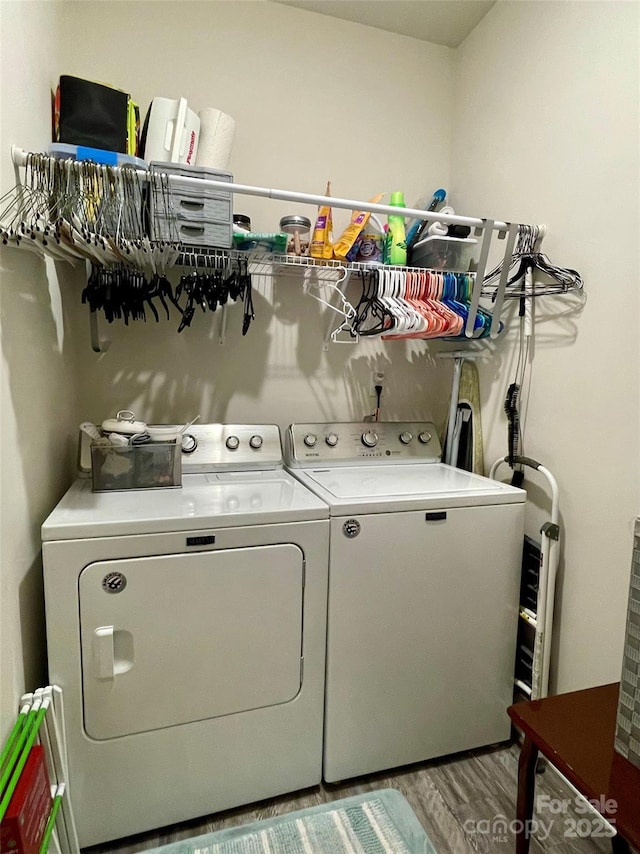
[249,435,263,449]
[225,435,240,450]
[399,431,413,445]
[418,431,433,444]
[361,431,378,448]
[304,433,318,448]
[325,433,339,447]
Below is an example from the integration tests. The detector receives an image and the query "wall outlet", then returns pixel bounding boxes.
[372,370,385,385]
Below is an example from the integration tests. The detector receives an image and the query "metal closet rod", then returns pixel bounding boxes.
[10,145,540,343]
[11,145,516,231]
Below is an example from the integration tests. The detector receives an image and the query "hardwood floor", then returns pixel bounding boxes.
[84,741,619,854]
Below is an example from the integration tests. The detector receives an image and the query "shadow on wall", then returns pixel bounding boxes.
[1,247,82,494]
[68,262,589,442]
[19,552,48,692]
[80,283,277,424]
[338,346,446,425]
[74,269,451,428]
[1,245,83,696]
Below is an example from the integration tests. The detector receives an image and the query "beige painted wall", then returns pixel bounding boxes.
[0,0,83,740]
[1,0,638,742]
[451,0,640,692]
[57,0,455,431]
[0,0,455,736]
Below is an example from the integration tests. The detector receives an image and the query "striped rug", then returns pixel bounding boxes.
[144,790,436,854]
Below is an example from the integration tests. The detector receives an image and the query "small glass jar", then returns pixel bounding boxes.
[233,214,252,232]
[279,215,311,255]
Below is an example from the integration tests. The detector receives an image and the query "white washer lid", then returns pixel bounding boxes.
[41,471,329,541]
[290,463,525,514]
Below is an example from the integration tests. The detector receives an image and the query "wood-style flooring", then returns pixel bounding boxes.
[84,740,624,854]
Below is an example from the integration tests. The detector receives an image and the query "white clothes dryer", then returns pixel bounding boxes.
[41,425,329,846]
[286,422,526,784]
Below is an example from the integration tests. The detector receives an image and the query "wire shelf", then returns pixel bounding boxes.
[175,245,482,281]
[5,146,585,350]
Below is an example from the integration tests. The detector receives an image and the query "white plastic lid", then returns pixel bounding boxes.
[146,425,181,441]
[101,409,147,435]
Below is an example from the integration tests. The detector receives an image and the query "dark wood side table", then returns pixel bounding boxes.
[508,683,640,854]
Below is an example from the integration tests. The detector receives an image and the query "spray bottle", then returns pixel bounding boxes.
[384,191,407,266]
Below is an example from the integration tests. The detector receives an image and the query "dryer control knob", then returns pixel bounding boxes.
[399,431,413,445]
[304,433,318,448]
[225,435,240,450]
[418,431,433,444]
[361,431,378,448]
[249,435,263,449]
[325,433,339,447]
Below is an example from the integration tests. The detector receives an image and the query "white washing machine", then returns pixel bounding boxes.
[41,425,329,847]
[286,421,526,783]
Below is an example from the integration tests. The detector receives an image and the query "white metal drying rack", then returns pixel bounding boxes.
[490,455,560,701]
[10,144,531,346]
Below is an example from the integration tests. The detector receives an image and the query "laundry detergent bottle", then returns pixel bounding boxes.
[384,191,407,265]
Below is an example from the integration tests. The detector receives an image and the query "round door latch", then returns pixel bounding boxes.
[102,572,127,594]
[342,519,361,538]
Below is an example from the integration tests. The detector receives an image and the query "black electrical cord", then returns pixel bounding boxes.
[504,382,520,467]
[374,385,383,421]
[503,269,534,487]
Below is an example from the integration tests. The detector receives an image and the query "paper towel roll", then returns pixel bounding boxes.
[195,108,236,170]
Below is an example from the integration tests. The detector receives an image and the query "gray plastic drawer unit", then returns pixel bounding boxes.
[149,162,233,249]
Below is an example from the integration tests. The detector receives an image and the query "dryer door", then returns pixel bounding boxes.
[79,544,304,739]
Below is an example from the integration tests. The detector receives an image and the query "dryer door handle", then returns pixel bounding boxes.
[93,626,115,680]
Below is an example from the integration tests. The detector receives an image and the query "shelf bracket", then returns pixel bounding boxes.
[465,218,494,337]
[89,308,110,353]
[218,303,227,345]
[490,222,519,338]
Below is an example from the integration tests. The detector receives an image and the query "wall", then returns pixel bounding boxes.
[451,0,640,692]
[0,0,455,734]
[0,0,84,740]
[57,0,455,431]
[2,0,637,737]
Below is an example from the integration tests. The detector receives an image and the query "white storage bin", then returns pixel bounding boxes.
[411,236,478,272]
